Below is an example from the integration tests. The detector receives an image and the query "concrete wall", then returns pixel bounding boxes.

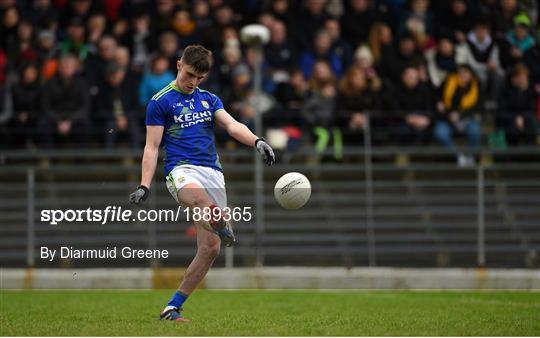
[1,268,152,289]
[205,267,540,289]
[2,267,539,290]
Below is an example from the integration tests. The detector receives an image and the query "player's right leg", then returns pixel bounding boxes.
[179,185,235,246]
[165,166,235,245]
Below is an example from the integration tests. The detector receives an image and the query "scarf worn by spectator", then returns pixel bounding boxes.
[443,73,479,111]
[435,51,456,71]
[466,31,494,62]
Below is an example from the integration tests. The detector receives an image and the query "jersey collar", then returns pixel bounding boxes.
[171,81,195,95]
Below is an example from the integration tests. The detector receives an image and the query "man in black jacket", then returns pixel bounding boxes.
[95,63,141,149]
[498,64,538,145]
[392,66,433,145]
[39,54,91,147]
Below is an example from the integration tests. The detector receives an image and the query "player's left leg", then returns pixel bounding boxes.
[160,183,230,321]
[180,213,221,294]
[160,211,220,322]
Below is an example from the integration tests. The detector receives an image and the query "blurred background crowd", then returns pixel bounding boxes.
[0,0,539,161]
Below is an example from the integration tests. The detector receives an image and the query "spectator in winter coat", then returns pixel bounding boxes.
[40,54,91,147]
[392,66,433,145]
[498,64,538,145]
[503,13,536,65]
[96,63,142,149]
[9,63,42,147]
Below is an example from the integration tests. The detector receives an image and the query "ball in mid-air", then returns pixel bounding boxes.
[274,172,311,210]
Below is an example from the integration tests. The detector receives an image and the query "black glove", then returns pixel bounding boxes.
[255,138,275,166]
[129,185,149,204]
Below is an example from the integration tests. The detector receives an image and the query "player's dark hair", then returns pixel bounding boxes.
[180,45,212,74]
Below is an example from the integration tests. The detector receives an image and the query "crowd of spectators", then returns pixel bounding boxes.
[0,0,539,164]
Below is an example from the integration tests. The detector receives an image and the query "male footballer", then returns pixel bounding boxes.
[129,45,275,321]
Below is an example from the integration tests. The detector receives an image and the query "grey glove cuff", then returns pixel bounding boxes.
[137,185,149,196]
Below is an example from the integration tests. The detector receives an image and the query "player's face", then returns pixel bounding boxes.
[177,61,207,93]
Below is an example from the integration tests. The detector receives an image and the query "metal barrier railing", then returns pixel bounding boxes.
[1,145,539,269]
[1,110,540,269]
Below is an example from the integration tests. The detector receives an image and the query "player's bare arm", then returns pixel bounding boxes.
[215,109,275,165]
[140,126,164,188]
[129,125,163,203]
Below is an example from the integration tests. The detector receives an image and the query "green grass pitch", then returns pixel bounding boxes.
[1,290,538,336]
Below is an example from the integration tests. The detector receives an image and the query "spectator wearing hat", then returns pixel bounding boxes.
[434,64,481,167]
[504,13,536,64]
[498,64,538,145]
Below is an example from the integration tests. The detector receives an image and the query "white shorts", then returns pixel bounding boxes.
[165,164,227,207]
